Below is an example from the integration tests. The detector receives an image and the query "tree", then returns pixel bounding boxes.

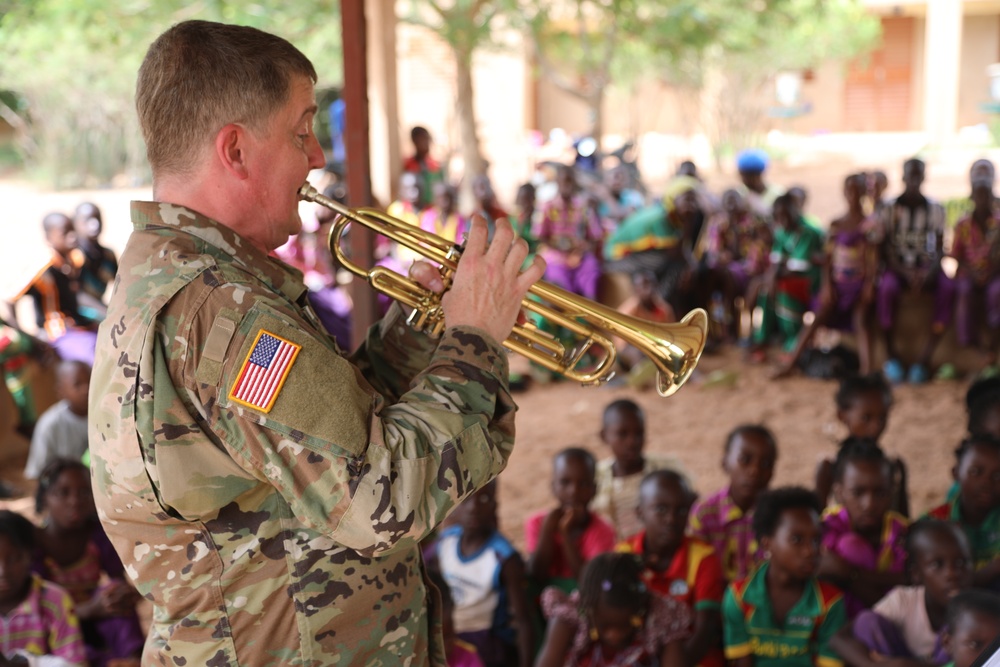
[0,0,342,188]
[399,0,500,203]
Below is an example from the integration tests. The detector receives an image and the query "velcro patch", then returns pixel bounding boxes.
[228,330,301,413]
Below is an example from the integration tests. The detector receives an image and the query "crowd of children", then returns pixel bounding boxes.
[420,378,1000,667]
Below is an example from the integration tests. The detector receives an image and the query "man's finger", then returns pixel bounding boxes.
[408,260,444,292]
[486,216,516,262]
[515,255,547,292]
[505,237,530,273]
[463,214,488,257]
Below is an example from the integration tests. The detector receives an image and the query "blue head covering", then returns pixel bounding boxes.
[736,148,768,174]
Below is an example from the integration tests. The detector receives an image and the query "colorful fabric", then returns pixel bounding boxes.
[13,250,95,340]
[402,155,445,210]
[0,322,40,425]
[955,275,1000,346]
[593,454,690,541]
[603,204,680,262]
[926,499,1000,570]
[877,268,956,331]
[688,487,762,582]
[0,575,86,665]
[78,241,118,303]
[541,586,691,667]
[420,208,468,244]
[865,586,948,662]
[950,213,1000,283]
[722,562,846,667]
[90,201,518,665]
[536,196,603,261]
[524,510,616,582]
[821,507,908,616]
[703,212,770,278]
[616,534,726,667]
[228,330,301,413]
[447,638,485,667]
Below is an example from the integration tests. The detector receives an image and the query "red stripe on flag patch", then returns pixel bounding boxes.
[228,330,301,413]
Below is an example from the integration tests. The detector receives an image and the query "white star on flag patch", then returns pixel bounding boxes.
[229,330,301,412]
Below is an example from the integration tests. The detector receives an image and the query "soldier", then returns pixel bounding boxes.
[89,20,545,666]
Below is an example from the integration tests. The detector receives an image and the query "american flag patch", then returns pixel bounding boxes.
[228,330,301,413]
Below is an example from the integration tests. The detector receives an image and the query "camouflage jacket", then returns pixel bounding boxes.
[89,202,516,666]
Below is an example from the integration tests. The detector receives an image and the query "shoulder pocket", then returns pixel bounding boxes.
[220,302,372,459]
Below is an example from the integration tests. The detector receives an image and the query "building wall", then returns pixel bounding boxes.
[958,13,1000,127]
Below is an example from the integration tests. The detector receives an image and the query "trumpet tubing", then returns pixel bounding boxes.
[299,183,707,397]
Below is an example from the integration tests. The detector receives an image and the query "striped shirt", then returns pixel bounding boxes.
[0,575,86,665]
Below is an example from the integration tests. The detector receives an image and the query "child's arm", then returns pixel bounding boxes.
[818,551,906,607]
[814,458,834,508]
[533,616,575,667]
[659,638,686,667]
[829,621,928,667]
[526,509,561,582]
[500,554,536,667]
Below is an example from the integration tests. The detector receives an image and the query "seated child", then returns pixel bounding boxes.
[73,202,118,313]
[0,509,87,666]
[831,518,973,667]
[689,425,777,582]
[818,439,908,617]
[33,459,144,667]
[592,399,689,540]
[943,591,1000,667]
[775,174,877,378]
[526,448,616,591]
[926,434,1000,587]
[617,470,725,667]
[420,182,468,244]
[535,552,691,667]
[428,569,485,667]
[815,374,906,514]
[535,165,604,301]
[24,361,90,480]
[723,487,847,667]
[428,481,533,667]
[950,177,1000,367]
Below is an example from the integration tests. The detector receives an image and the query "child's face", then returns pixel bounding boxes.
[723,432,776,511]
[551,456,596,512]
[454,483,497,534]
[590,601,640,654]
[773,202,796,231]
[601,409,644,470]
[432,183,453,212]
[973,184,994,211]
[833,460,891,535]
[45,468,95,530]
[637,478,692,554]
[838,390,889,441]
[46,219,77,256]
[946,610,1000,667]
[633,276,655,302]
[516,189,535,213]
[557,170,576,199]
[911,528,972,609]
[955,443,1000,517]
[0,535,31,605]
[58,365,91,416]
[903,163,925,192]
[762,507,822,582]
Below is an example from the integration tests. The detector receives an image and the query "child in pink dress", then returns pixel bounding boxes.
[536,166,604,300]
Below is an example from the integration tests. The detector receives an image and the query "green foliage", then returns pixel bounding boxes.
[0,0,342,188]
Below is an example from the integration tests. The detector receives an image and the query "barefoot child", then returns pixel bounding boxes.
[830,518,973,667]
[592,400,688,540]
[817,440,908,617]
[689,425,777,582]
[526,448,616,591]
[617,471,725,667]
[0,509,87,666]
[535,553,691,667]
[723,487,846,667]
[428,481,534,667]
[33,459,144,667]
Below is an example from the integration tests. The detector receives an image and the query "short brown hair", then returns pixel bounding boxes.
[136,20,317,177]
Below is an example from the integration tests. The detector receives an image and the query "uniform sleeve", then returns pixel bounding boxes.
[722,585,752,659]
[816,596,848,667]
[166,282,516,558]
[349,302,441,402]
[693,549,725,611]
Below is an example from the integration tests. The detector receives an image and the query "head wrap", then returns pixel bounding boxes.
[736,148,769,174]
[661,175,700,210]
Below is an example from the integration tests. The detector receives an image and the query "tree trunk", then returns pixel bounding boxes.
[588,87,604,154]
[454,47,487,211]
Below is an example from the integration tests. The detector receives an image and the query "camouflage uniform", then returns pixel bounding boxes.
[89,202,516,666]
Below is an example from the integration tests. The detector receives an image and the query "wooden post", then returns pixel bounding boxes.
[341,0,379,347]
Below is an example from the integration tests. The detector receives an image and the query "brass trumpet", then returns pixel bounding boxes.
[299,183,707,397]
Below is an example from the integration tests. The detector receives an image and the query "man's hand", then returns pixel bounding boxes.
[440,215,546,344]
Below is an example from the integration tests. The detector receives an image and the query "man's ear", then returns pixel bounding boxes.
[215,123,250,179]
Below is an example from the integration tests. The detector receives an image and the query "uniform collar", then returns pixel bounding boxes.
[130,200,307,305]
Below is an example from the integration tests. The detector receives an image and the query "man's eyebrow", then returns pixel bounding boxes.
[298,104,319,123]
